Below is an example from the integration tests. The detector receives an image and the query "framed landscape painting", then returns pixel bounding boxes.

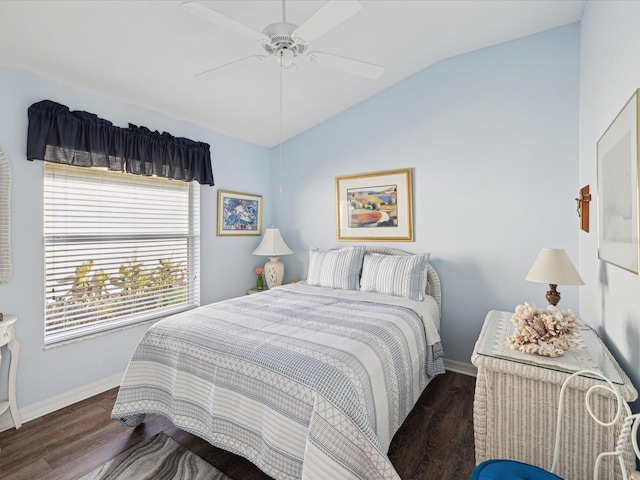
[217,190,262,236]
[597,89,640,274]
[335,168,414,241]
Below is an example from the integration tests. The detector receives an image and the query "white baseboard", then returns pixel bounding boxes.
[0,372,124,433]
[444,358,477,377]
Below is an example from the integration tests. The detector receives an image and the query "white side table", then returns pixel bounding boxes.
[0,315,21,437]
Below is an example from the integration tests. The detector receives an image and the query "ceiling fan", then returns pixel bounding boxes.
[181,0,384,80]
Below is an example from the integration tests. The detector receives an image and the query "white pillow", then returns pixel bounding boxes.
[306,246,365,290]
[360,252,430,301]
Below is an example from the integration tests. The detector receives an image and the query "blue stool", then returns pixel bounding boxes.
[471,459,563,479]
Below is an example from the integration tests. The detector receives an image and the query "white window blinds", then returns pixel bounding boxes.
[44,163,200,345]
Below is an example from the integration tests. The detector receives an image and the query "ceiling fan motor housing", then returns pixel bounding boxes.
[262,22,307,57]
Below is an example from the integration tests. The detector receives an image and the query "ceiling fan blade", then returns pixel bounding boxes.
[293,0,362,44]
[196,55,268,80]
[307,52,384,79]
[181,1,270,43]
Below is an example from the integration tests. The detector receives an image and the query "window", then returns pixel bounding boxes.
[44,163,200,345]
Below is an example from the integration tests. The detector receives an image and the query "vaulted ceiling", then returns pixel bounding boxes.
[0,0,585,147]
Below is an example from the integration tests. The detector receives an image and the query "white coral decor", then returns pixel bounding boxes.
[508,302,582,357]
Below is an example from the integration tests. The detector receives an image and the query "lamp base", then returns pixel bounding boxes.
[546,284,561,306]
[264,257,284,289]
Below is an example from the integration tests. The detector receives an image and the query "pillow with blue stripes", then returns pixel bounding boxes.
[306,246,365,290]
[359,252,430,301]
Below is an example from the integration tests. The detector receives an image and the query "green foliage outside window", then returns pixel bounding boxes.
[47,258,187,330]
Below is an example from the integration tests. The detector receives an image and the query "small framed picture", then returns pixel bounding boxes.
[217,190,262,236]
[335,168,414,241]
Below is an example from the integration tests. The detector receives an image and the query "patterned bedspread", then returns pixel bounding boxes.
[112,284,445,480]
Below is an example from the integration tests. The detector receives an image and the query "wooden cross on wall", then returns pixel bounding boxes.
[576,185,591,232]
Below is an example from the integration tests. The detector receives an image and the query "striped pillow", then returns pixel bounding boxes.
[359,252,430,301]
[306,247,365,290]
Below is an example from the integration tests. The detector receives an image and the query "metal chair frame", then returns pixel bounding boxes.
[550,369,640,480]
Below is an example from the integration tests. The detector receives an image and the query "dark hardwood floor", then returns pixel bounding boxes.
[0,371,476,480]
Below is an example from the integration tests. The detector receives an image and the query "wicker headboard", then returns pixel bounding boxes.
[363,246,441,317]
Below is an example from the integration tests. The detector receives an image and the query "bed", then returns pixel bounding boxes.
[111,246,444,480]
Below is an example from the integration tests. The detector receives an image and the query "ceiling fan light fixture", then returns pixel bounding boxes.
[277,49,296,69]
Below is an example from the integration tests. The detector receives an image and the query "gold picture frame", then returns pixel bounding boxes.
[597,89,640,274]
[217,190,263,236]
[335,168,414,242]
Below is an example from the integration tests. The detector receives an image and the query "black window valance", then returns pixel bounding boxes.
[27,100,214,186]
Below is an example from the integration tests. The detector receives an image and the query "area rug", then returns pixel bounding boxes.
[79,432,234,480]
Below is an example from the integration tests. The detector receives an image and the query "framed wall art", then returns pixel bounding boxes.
[335,168,414,242]
[597,89,640,274]
[217,190,262,236]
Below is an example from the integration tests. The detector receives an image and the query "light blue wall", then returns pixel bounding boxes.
[579,1,640,405]
[0,66,271,408]
[272,24,581,365]
[0,21,583,417]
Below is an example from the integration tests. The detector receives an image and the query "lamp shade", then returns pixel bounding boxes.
[252,226,292,257]
[525,248,584,286]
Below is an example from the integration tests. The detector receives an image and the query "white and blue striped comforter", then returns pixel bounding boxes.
[112,283,444,480]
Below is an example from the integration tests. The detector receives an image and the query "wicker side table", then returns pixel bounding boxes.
[472,310,638,480]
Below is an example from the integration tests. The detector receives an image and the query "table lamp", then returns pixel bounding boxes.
[525,248,584,306]
[252,226,293,289]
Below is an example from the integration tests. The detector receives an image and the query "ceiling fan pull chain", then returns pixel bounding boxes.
[279,58,284,194]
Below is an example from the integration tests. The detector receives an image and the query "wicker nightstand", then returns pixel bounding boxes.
[471,310,637,480]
